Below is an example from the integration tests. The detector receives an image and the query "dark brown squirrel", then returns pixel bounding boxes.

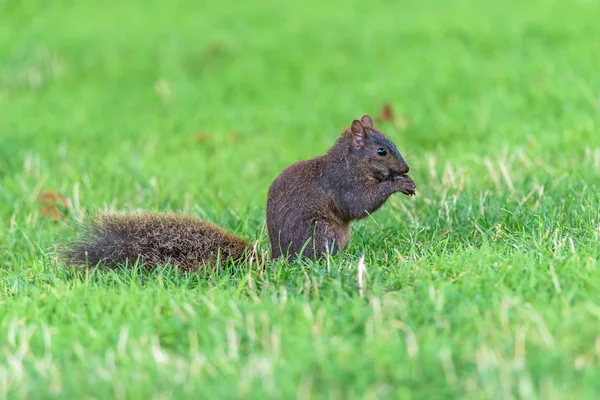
[61,115,415,271]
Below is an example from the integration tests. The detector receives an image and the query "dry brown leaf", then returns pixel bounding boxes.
[228,132,240,144]
[37,190,70,222]
[206,41,225,57]
[378,103,410,130]
[194,132,211,142]
[379,103,394,123]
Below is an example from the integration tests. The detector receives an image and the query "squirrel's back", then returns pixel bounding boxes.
[62,212,249,271]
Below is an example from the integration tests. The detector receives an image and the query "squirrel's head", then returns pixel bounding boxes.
[343,115,410,182]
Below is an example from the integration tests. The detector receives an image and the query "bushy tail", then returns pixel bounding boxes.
[60,212,250,271]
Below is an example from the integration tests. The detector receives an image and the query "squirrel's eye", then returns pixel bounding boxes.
[377,148,387,156]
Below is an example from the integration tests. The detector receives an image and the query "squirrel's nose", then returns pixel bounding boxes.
[398,162,409,175]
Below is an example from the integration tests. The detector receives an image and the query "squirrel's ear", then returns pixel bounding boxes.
[360,115,374,128]
[350,119,367,149]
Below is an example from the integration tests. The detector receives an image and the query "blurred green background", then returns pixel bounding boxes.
[3,0,598,212]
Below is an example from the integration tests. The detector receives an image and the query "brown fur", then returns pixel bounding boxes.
[62,212,249,271]
[266,115,415,260]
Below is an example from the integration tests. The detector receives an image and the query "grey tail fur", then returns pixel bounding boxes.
[59,212,250,272]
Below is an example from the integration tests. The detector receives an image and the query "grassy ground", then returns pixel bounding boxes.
[1,0,600,398]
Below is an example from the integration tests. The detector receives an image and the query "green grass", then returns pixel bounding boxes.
[1,0,600,398]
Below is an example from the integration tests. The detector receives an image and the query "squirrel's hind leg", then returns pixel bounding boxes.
[301,219,349,261]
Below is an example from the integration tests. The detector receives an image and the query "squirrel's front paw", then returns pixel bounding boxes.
[393,175,416,196]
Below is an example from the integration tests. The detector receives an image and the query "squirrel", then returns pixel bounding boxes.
[61,115,415,271]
